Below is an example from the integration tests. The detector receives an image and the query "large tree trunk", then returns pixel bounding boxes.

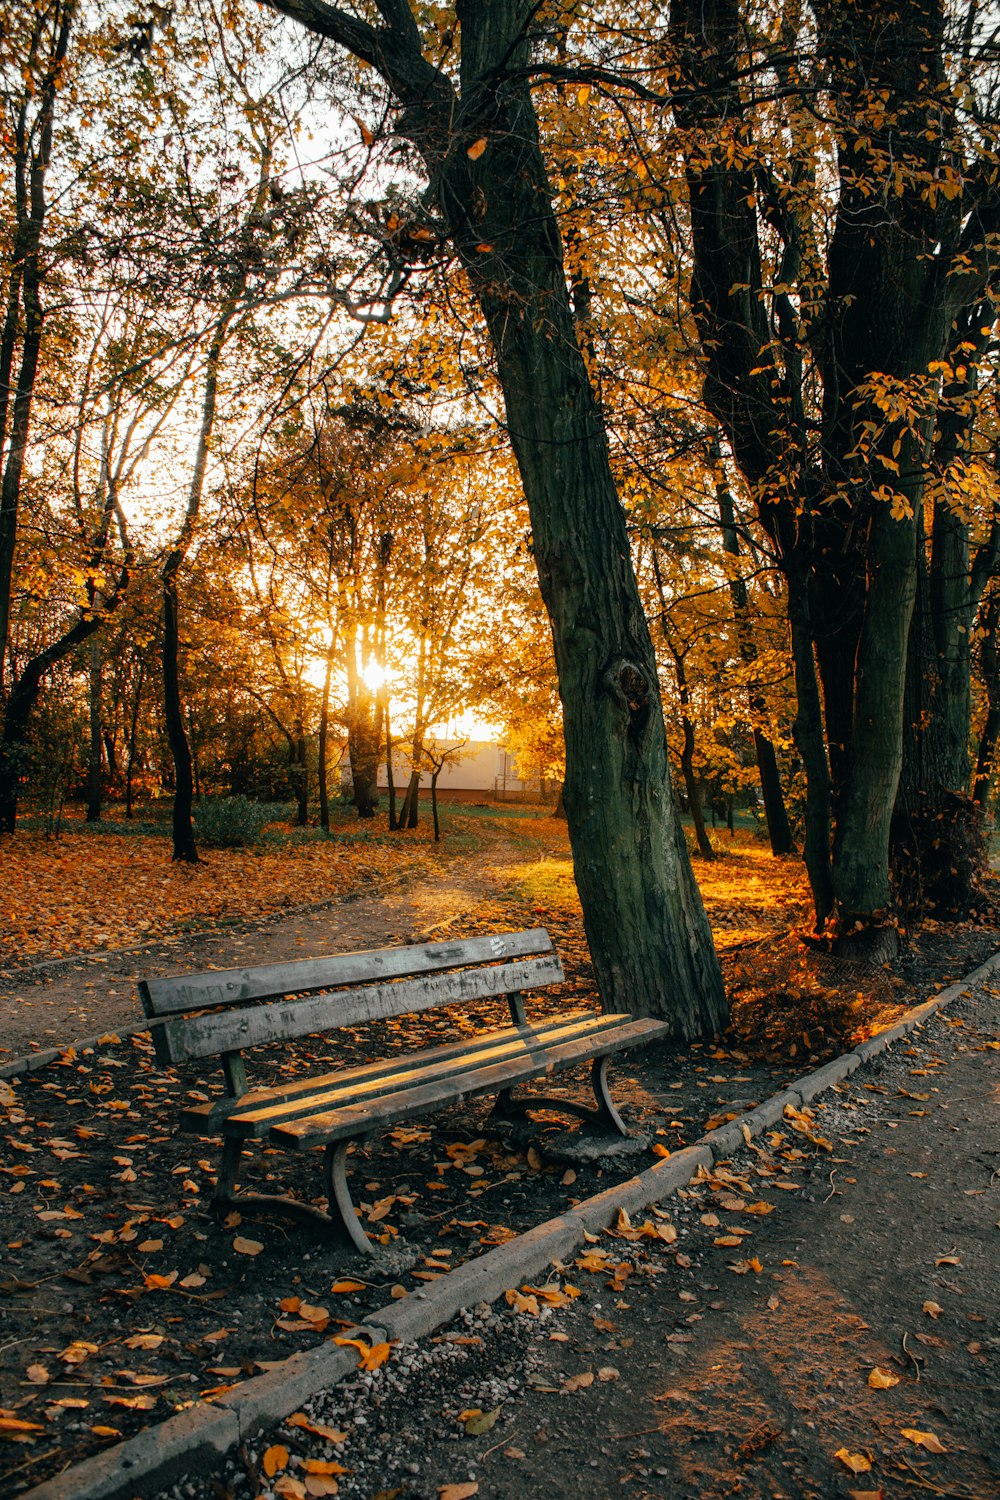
[267,0,726,1035]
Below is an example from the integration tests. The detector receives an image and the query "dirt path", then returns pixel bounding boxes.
[160,973,1000,1500]
[0,835,530,1060]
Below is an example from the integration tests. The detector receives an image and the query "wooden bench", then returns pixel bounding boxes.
[138,928,667,1254]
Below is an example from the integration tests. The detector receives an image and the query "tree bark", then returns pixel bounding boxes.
[85,631,103,823]
[162,564,197,862]
[264,0,726,1034]
[718,484,794,854]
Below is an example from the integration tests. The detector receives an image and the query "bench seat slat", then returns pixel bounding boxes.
[181,1010,618,1134]
[218,1012,632,1139]
[158,954,564,1065]
[269,1017,669,1150]
[140,929,554,1017]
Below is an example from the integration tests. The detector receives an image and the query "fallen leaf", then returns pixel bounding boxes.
[439,1485,479,1500]
[232,1236,263,1257]
[287,1413,349,1443]
[25,1365,50,1385]
[901,1428,947,1453]
[467,138,488,160]
[867,1367,900,1389]
[264,1444,290,1477]
[563,1372,595,1391]
[922,1300,943,1319]
[460,1406,500,1435]
[331,1279,366,1293]
[834,1448,872,1474]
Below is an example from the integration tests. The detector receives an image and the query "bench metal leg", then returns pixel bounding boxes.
[210,1133,368,1241]
[590,1055,629,1137]
[487,1056,629,1138]
[323,1141,374,1256]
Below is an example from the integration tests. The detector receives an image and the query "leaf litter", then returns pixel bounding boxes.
[2,817,999,1494]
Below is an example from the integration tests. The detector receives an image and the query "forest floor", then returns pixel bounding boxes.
[1,805,999,1497]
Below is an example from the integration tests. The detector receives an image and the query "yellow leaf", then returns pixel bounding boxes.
[361,1341,392,1372]
[232,1236,264,1256]
[467,137,488,160]
[461,1406,500,1435]
[331,1279,366,1293]
[275,1478,307,1500]
[263,1444,289,1477]
[922,1300,943,1318]
[901,1427,947,1453]
[302,1458,350,1475]
[834,1448,872,1474]
[867,1366,900,1389]
[439,1486,479,1500]
[287,1414,349,1443]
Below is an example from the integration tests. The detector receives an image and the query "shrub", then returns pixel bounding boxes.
[194,796,275,849]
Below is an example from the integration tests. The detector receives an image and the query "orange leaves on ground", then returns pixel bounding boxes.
[867,1367,901,1389]
[0,822,452,965]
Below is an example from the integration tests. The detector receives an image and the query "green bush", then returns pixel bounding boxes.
[194,796,276,849]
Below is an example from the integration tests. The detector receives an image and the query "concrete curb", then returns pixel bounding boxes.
[20,945,1000,1500]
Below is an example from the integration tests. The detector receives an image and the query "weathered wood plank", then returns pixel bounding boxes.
[139,928,554,1017]
[159,954,565,1064]
[221,1012,633,1138]
[180,1009,620,1133]
[270,1017,669,1150]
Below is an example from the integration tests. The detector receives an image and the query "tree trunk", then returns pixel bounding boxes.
[384,699,398,831]
[0,609,109,832]
[718,485,794,854]
[267,0,726,1035]
[827,501,919,957]
[162,567,197,862]
[291,717,308,827]
[85,632,103,822]
[347,689,380,819]
[318,651,333,833]
[675,661,713,860]
[124,659,144,821]
[787,571,834,927]
[398,769,420,831]
[431,766,441,841]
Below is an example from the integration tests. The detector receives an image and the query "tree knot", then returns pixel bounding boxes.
[601,657,652,744]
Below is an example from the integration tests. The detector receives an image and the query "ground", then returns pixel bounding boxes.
[1,806,998,1498]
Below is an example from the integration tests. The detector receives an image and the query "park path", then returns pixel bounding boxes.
[0,832,529,1060]
[164,968,1000,1500]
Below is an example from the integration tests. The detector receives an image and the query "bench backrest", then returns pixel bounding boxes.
[139,928,563,1072]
